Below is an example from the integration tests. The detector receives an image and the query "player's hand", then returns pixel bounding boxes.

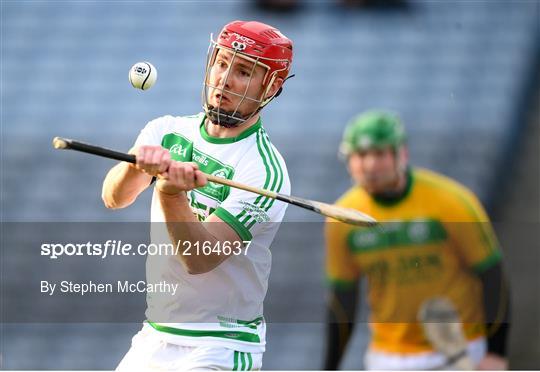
[130,146,171,176]
[477,353,508,370]
[156,161,207,195]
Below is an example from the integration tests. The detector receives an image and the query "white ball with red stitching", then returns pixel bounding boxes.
[129,62,157,90]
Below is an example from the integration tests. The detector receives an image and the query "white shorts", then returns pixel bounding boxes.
[116,324,263,371]
[364,337,486,370]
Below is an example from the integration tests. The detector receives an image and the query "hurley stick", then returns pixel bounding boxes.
[419,297,475,370]
[53,137,377,227]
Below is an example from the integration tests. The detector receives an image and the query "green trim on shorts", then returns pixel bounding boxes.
[147,322,260,343]
[233,351,252,371]
[240,352,246,370]
[233,351,239,370]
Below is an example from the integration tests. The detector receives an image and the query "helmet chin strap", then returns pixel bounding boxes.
[206,106,246,128]
[206,105,261,128]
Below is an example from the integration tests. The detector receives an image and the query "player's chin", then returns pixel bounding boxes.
[359,179,384,193]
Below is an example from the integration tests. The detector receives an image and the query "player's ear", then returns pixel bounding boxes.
[397,146,409,170]
[265,77,284,100]
[345,155,354,176]
[401,146,409,163]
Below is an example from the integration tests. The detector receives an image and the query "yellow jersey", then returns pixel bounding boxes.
[326,167,501,354]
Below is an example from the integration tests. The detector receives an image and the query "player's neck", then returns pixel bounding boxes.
[371,169,412,204]
[205,114,261,139]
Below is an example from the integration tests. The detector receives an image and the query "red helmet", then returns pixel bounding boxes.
[203,20,294,127]
[216,20,293,82]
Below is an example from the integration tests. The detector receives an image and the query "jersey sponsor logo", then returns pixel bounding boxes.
[192,148,234,201]
[161,133,193,161]
[192,152,210,167]
[352,229,379,247]
[160,138,235,201]
[408,221,430,243]
[169,143,188,158]
[347,219,447,253]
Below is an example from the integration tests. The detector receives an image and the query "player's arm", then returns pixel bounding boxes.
[447,186,510,369]
[324,217,360,370]
[102,146,167,209]
[157,161,244,275]
[324,282,359,370]
[476,260,511,369]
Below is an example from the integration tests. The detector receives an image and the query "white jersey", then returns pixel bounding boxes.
[133,112,290,353]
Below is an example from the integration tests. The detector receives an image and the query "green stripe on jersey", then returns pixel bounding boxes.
[254,130,273,207]
[246,129,284,228]
[246,219,256,230]
[214,207,253,241]
[247,352,253,370]
[260,131,284,211]
[258,131,281,210]
[147,322,260,343]
[237,210,247,221]
[240,213,252,225]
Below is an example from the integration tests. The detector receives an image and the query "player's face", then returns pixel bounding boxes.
[207,49,268,116]
[348,147,404,194]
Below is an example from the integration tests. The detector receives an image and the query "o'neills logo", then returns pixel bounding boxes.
[169,144,188,158]
[209,169,229,189]
[232,33,255,45]
[192,152,209,166]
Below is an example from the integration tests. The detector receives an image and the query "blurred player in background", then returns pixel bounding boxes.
[324,111,510,370]
[102,20,293,370]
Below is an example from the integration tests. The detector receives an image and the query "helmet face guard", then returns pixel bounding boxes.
[202,21,293,128]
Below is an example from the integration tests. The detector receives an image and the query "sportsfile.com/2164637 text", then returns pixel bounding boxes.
[40,240,251,260]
